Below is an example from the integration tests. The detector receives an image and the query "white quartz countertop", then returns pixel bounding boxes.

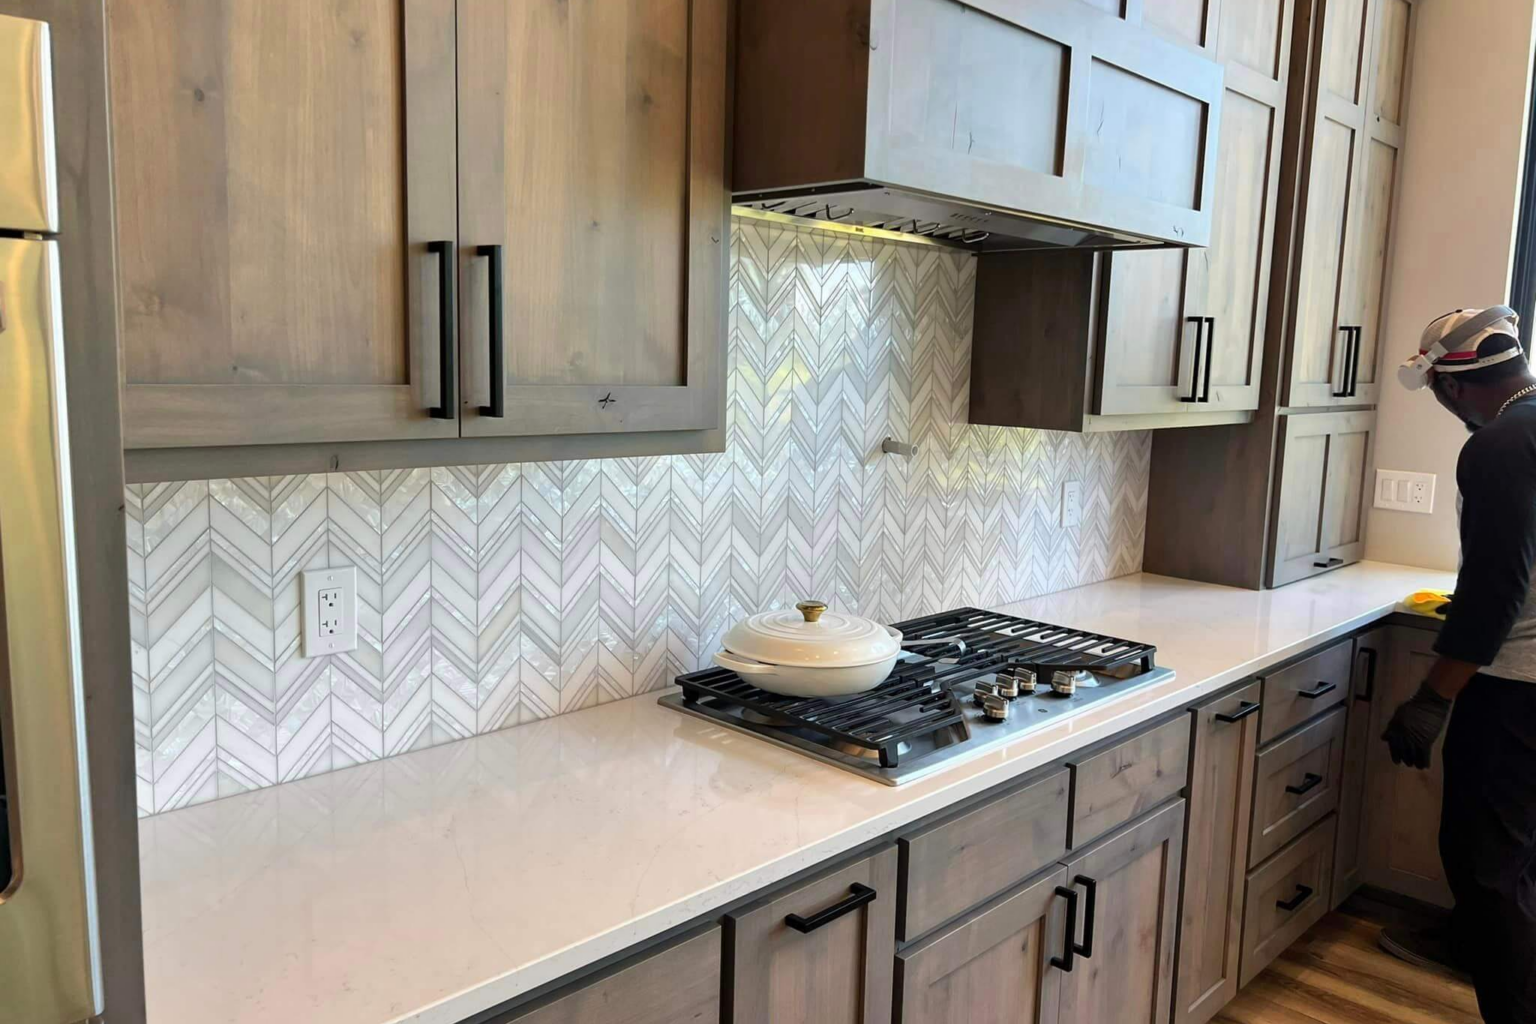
[138,561,1455,1024]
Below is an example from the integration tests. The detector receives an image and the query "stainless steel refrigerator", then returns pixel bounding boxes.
[0,10,122,1022]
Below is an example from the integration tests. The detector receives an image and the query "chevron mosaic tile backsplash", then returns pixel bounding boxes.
[125,215,1152,816]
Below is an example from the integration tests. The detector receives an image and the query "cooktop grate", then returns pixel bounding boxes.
[673,607,1159,768]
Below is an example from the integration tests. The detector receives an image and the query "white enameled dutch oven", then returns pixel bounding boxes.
[714,601,902,698]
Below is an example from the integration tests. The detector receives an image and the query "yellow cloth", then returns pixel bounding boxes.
[1402,589,1453,619]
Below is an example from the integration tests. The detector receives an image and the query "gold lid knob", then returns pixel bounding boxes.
[795,600,827,623]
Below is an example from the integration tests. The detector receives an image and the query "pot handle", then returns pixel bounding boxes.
[713,650,778,676]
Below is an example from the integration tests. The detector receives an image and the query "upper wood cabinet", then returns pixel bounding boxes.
[108,0,728,471]
[1268,411,1374,587]
[109,0,460,449]
[1284,0,1416,408]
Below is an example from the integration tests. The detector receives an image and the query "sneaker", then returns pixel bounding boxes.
[1379,923,1472,981]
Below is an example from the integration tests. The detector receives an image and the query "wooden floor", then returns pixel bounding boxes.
[1215,906,1482,1024]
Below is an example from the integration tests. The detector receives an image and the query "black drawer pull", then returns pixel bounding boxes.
[1276,884,1314,912]
[1215,700,1260,724]
[785,883,876,934]
[1285,772,1324,796]
[1200,316,1215,402]
[1332,326,1356,398]
[1296,681,1337,700]
[1313,557,1344,569]
[1180,316,1205,403]
[1050,885,1080,973]
[477,244,505,418]
[428,240,456,420]
[1357,647,1378,702]
[1073,875,1098,959]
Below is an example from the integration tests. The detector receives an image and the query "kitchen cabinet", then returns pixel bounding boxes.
[726,846,898,1024]
[1174,683,1260,1024]
[1332,629,1384,907]
[1268,411,1374,587]
[1248,706,1347,865]
[1360,624,1452,907]
[970,0,1291,432]
[1058,799,1186,1024]
[895,865,1072,1024]
[107,0,727,476]
[501,927,720,1024]
[1284,0,1417,408]
[1239,815,1336,985]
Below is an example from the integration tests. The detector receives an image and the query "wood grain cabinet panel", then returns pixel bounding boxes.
[1067,716,1190,849]
[1249,706,1347,866]
[1332,629,1385,907]
[899,769,1070,941]
[1258,638,1353,745]
[502,927,720,1024]
[109,0,461,449]
[1360,625,1452,907]
[1174,683,1260,1024]
[895,866,1071,1024]
[1240,815,1336,986]
[727,847,898,1024]
[1269,412,1375,587]
[1058,800,1186,1024]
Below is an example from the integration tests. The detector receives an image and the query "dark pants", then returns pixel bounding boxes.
[1441,675,1536,1023]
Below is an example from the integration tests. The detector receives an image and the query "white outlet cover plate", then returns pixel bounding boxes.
[1061,480,1082,529]
[1374,469,1436,515]
[302,565,358,657]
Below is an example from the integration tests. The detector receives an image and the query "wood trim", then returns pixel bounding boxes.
[3,1,145,1020]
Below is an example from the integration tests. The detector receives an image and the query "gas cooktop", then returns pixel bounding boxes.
[658,607,1174,785]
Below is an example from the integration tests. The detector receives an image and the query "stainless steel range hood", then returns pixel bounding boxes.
[733,0,1226,254]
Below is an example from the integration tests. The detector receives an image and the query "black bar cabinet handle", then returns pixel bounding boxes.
[1200,316,1216,402]
[1357,647,1378,702]
[1180,316,1205,403]
[1216,700,1261,724]
[785,883,876,934]
[1313,557,1344,569]
[1332,326,1355,398]
[1285,772,1324,796]
[1347,326,1363,397]
[1072,875,1098,958]
[429,240,456,419]
[1051,885,1080,972]
[1296,681,1338,700]
[477,244,505,418]
[1276,884,1314,912]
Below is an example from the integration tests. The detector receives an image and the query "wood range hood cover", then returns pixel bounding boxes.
[732,0,1224,253]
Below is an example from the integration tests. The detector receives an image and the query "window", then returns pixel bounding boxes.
[1509,48,1536,350]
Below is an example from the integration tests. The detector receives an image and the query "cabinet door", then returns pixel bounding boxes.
[1174,684,1259,1024]
[505,927,720,1024]
[728,847,898,1024]
[1285,0,1373,407]
[1332,629,1385,907]
[1095,0,1291,418]
[456,0,727,439]
[895,866,1070,1024]
[110,0,461,449]
[1059,800,1185,1024]
[1269,411,1374,587]
[1361,626,1452,906]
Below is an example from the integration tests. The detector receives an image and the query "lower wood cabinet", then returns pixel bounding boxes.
[1240,816,1336,986]
[1360,624,1452,907]
[726,846,898,1024]
[1249,707,1347,866]
[1332,629,1385,907]
[895,865,1072,1024]
[503,926,721,1024]
[1059,800,1186,1024]
[1174,683,1260,1024]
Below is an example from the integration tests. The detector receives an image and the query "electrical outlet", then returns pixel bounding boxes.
[302,566,357,656]
[1061,480,1082,529]
[1374,469,1436,515]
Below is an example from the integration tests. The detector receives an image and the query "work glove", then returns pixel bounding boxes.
[1381,682,1452,770]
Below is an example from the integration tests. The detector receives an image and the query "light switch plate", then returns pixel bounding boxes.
[1374,469,1436,515]
[302,565,358,656]
[1061,480,1082,529]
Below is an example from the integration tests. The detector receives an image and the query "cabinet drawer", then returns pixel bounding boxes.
[1250,706,1347,867]
[1259,639,1352,744]
[504,926,721,1023]
[1067,716,1190,848]
[1240,815,1337,986]
[899,769,1069,940]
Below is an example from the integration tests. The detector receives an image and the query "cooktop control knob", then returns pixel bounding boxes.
[981,694,1011,722]
[1015,668,1039,694]
[972,681,999,707]
[1051,669,1084,696]
[995,673,1020,700]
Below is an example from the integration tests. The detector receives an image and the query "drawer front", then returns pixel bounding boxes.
[1068,716,1190,848]
[899,769,1069,940]
[1259,639,1352,744]
[1250,706,1347,866]
[507,927,721,1024]
[1240,815,1337,986]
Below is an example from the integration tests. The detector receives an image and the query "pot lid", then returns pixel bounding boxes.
[721,601,902,669]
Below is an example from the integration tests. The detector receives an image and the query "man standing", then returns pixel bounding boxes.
[1381,305,1536,1024]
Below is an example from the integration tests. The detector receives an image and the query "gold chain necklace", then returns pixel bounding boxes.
[1498,383,1536,418]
